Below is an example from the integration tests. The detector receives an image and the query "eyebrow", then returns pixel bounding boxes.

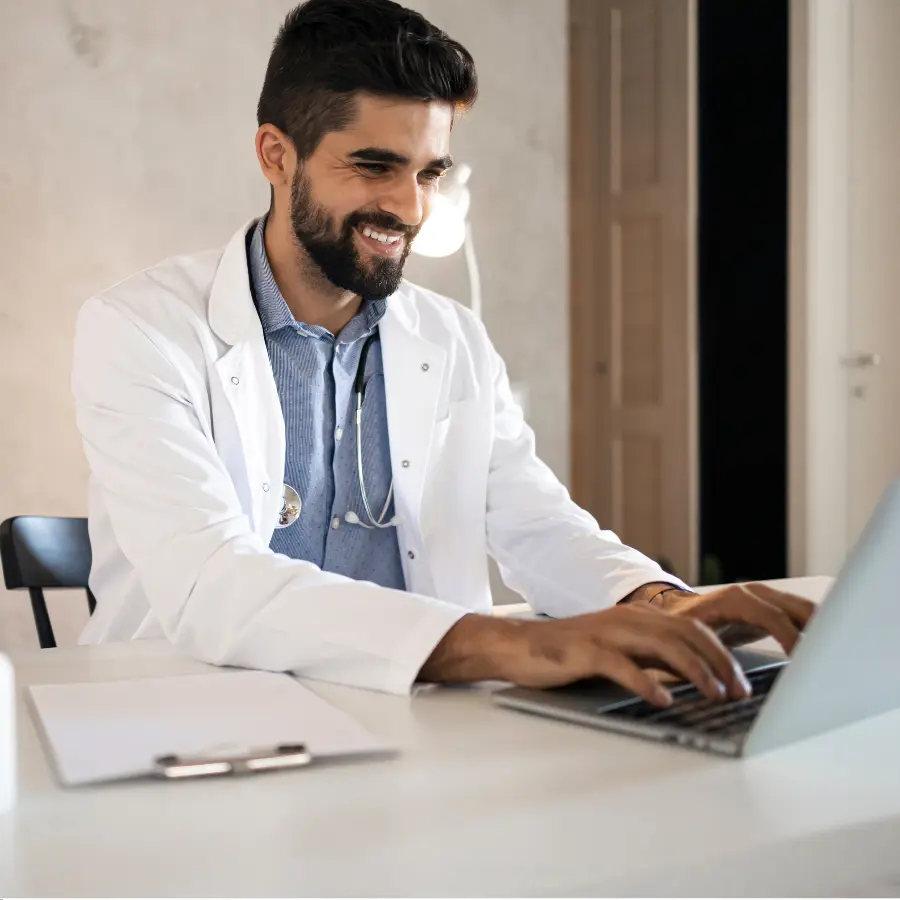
[348,147,454,171]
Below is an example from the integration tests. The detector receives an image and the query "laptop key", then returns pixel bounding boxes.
[601,664,783,726]
[618,694,716,723]
[691,701,766,733]
[677,694,764,725]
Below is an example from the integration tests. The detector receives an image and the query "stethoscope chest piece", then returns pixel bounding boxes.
[277,483,302,528]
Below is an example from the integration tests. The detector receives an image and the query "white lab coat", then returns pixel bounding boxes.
[71,220,686,694]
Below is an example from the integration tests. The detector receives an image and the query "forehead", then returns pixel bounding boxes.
[321,94,454,162]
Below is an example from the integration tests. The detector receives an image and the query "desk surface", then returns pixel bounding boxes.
[3,575,900,897]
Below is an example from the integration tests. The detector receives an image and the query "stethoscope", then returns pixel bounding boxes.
[277,332,399,531]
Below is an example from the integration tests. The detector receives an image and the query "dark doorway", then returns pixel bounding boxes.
[697,0,789,584]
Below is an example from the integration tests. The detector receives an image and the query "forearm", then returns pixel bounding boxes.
[418,614,527,684]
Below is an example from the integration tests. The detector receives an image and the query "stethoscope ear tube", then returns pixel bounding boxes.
[352,333,396,529]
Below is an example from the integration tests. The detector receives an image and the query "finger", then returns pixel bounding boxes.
[716,588,802,655]
[624,629,730,702]
[590,649,674,708]
[744,582,817,629]
[714,621,772,649]
[668,617,751,700]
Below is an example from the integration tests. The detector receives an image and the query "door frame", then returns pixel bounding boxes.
[568,0,854,581]
[788,0,852,577]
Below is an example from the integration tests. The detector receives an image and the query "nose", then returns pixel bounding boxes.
[377,175,424,229]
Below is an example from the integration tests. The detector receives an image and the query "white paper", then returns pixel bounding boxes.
[29,670,395,786]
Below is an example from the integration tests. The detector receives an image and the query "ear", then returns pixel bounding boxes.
[255,124,296,191]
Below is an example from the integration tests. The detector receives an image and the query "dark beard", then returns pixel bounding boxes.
[289,169,416,300]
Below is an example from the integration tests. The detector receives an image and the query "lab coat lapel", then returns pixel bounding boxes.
[379,291,446,529]
[209,221,285,537]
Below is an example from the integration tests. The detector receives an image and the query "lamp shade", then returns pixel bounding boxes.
[411,163,472,258]
[411,194,467,257]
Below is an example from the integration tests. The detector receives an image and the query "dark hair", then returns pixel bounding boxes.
[257,0,478,160]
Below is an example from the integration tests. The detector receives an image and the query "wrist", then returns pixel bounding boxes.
[620,581,695,610]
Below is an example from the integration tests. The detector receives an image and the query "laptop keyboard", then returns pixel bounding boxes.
[604,664,785,738]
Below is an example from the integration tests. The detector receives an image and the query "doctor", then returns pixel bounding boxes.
[72,0,813,705]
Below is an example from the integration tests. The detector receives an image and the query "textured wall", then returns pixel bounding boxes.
[0,0,569,650]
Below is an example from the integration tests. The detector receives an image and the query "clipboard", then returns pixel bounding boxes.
[28,670,396,787]
[153,743,313,779]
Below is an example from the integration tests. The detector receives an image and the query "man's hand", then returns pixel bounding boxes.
[419,605,753,708]
[419,582,817,707]
[632,582,817,655]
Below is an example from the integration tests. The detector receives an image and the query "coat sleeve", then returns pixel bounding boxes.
[482,325,690,617]
[72,297,465,694]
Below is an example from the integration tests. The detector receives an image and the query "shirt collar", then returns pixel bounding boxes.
[247,215,387,343]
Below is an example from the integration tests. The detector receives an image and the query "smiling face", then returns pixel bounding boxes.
[282,93,454,299]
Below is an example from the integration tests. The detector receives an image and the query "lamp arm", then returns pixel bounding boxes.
[463,222,482,320]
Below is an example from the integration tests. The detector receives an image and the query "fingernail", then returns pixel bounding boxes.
[740,673,752,695]
[714,680,727,698]
[652,685,673,707]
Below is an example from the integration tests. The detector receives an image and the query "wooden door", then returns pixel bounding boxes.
[570,0,698,582]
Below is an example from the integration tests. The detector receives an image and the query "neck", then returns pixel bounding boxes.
[263,214,361,335]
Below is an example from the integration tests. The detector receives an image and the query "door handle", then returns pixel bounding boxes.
[841,352,881,368]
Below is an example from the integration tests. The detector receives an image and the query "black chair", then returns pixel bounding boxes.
[0,516,96,649]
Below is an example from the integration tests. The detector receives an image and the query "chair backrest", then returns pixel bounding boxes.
[0,516,95,649]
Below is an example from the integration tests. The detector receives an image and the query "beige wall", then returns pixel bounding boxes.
[0,0,569,650]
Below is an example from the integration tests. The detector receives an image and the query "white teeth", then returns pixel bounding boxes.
[360,226,401,245]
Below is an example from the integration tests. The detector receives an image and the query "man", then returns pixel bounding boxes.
[72,0,813,704]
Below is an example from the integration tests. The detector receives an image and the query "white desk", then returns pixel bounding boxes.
[3,575,900,897]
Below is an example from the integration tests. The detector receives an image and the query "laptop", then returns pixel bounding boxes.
[492,479,900,757]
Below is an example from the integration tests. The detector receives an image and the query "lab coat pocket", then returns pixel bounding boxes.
[429,399,477,458]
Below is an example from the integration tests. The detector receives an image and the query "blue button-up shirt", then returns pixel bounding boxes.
[247,216,406,591]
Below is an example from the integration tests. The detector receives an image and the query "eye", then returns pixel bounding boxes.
[419,170,445,184]
[356,163,390,176]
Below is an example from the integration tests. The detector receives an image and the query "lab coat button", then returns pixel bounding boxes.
[421,363,430,372]
[407,550,415,560]
[231,376,240,385]
[402,460,410,468]
[262,482,270,492]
